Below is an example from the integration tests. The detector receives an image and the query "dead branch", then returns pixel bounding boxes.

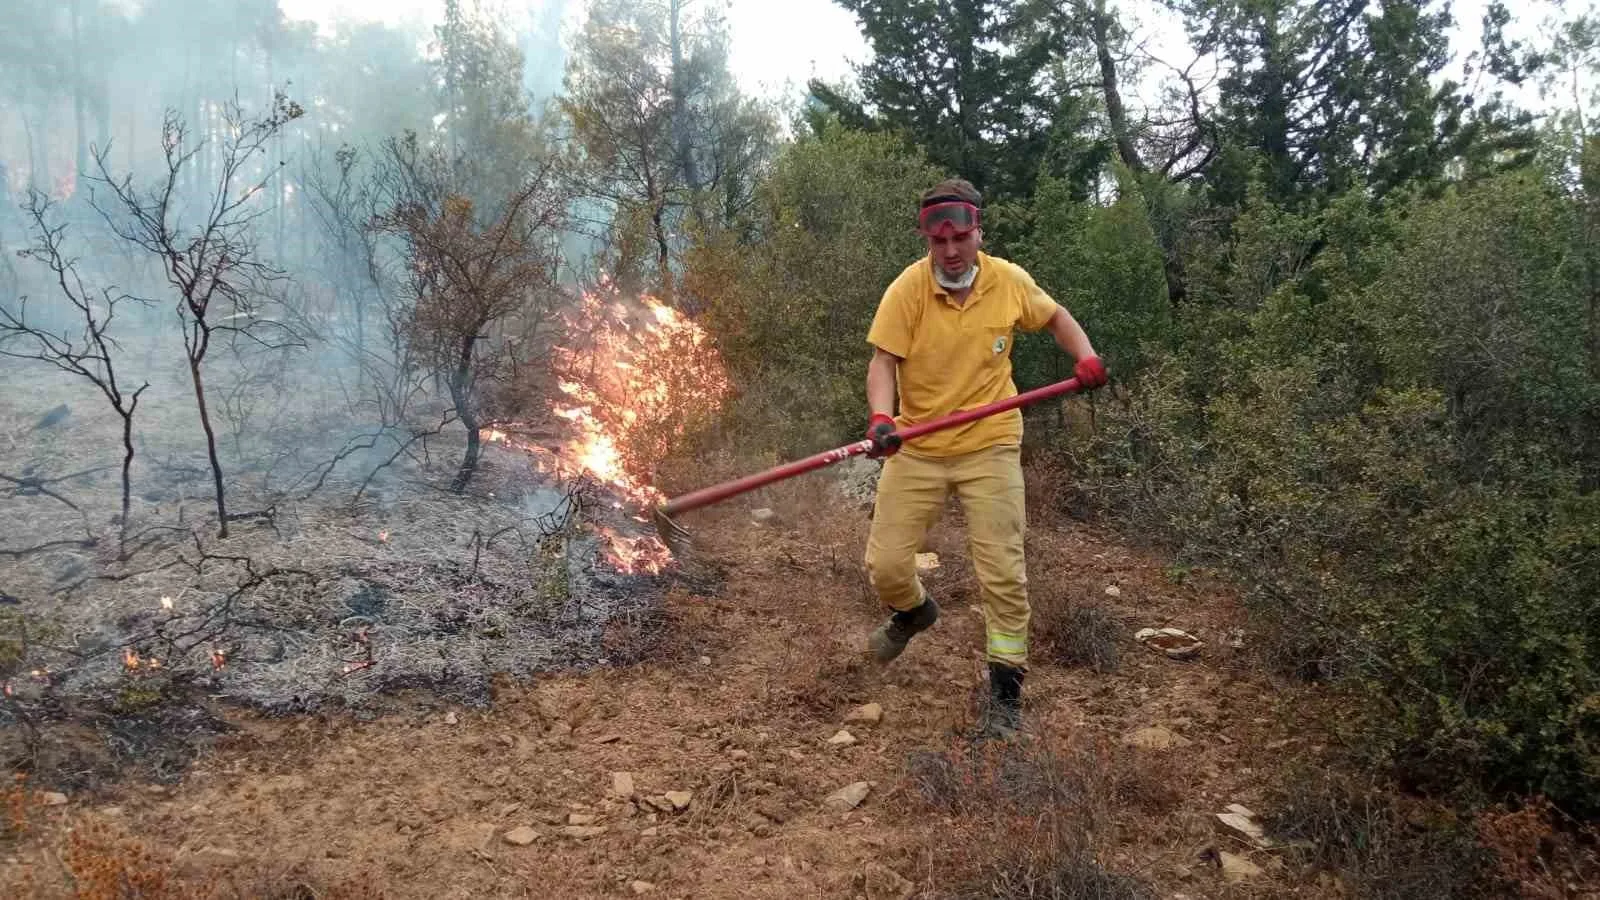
[0,539,95,560]
[353,409,459,504]
[0,471,93,539]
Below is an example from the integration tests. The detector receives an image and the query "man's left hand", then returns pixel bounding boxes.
[1074,355,1108,390]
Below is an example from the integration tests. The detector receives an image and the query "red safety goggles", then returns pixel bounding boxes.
[917,200,980,237]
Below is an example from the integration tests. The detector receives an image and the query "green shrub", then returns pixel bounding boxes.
[1057,169,1600,813]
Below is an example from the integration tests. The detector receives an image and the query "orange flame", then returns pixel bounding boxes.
[122,648,161,671]
[486,285,730,574]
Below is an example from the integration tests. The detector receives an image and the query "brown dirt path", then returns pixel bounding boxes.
[3,477,1329,899]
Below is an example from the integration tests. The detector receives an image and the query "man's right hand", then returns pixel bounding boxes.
[866,413,902,459]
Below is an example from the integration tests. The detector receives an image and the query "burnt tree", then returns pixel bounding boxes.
[374,136,565,492]
[0,191,149,558]
[89,94,305,538]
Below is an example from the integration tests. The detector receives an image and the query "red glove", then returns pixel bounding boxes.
[1074,355,1108,390]
[866,413,901,458]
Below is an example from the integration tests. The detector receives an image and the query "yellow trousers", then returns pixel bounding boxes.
[865,444,1030,667]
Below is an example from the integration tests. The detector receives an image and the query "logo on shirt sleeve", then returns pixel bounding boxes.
[992,335,1007,355]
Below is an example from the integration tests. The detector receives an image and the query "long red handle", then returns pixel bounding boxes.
[658,376,1084,517]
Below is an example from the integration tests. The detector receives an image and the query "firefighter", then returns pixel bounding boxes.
[861,177,1108,739]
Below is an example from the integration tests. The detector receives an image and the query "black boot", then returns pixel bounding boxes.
[979,661,1026,740]
[866,595,940,664]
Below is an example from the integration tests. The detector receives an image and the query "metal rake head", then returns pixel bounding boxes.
[651,504,694,558]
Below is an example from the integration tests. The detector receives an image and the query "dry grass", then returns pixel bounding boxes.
[1475,796,1600,899]
[902,735,1154,899]
[1263,768,1501,899]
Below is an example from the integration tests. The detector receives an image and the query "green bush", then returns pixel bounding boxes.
[685,122,944,455]
[1058,170,1600,813]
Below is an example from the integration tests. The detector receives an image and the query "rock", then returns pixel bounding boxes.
[827,729,858,747]
[502,826,540,846]
[640,826,659,837]
[1215,804,1274,849]
[547,721,573,738]
[836,456,880,506]
[698,656,712,666]
[1123,726,1193,750]
[914,552,940,571]
[592,733,623,744]
[755,799,790,823]
[844,703,883,725]
[444,711,458,725]
[558,825,608,839]
[1104,584,1122,597]
[860,862,914,900]
[1219,851,1264,883]
[1135,627,1204,660]
[40,792,68,806]
[568,813,600,826]
[185,846,242,870]
[629,881,656,895]
[751,508,776,524]
[729,749,750,761]
[611,771,636,798]
[664,791,693,811]
[824,781,871,812]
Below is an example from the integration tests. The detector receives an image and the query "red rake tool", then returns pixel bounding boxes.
[651,375,1088,556]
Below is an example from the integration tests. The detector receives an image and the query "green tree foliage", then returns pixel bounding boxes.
[1175,0,1536,208]
[685,123,942,452]
[562,0,777,297]
[811,0,1069,206]
[1013,170,1170,385]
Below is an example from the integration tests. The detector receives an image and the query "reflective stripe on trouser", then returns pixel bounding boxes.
[865,444,1030,667]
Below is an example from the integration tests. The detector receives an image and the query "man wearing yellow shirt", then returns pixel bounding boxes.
[863,178,1107,739]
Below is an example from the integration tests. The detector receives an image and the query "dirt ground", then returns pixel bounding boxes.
[1,462,1335,899]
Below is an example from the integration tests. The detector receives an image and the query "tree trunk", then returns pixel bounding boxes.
[1092,0,1144,177]
[117,392,142,560]
[651,198,671,298]
[188,339,230,537]
[669,0,699,194]
[449,333,480,492]
[1090,0,1189,307]
[70,0,87,197]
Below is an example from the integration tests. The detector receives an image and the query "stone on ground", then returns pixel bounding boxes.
[824,781,871,812]
[501,826,540,846]
[844,703,883,724]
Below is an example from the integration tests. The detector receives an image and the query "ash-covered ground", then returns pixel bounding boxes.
[0,356,677,789]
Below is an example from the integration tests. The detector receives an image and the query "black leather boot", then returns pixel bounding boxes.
[980,661,1026,739]
[866,595,940,664]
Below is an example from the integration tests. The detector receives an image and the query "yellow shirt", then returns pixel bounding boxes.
[866,251,1061,458]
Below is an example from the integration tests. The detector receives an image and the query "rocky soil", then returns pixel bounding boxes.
[1,467,1335,899]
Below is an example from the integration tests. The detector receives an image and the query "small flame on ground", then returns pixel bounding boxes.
[378,530,390,543]
[211,649,227,671]
[123,648,161,671]
[160,596,174,611]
